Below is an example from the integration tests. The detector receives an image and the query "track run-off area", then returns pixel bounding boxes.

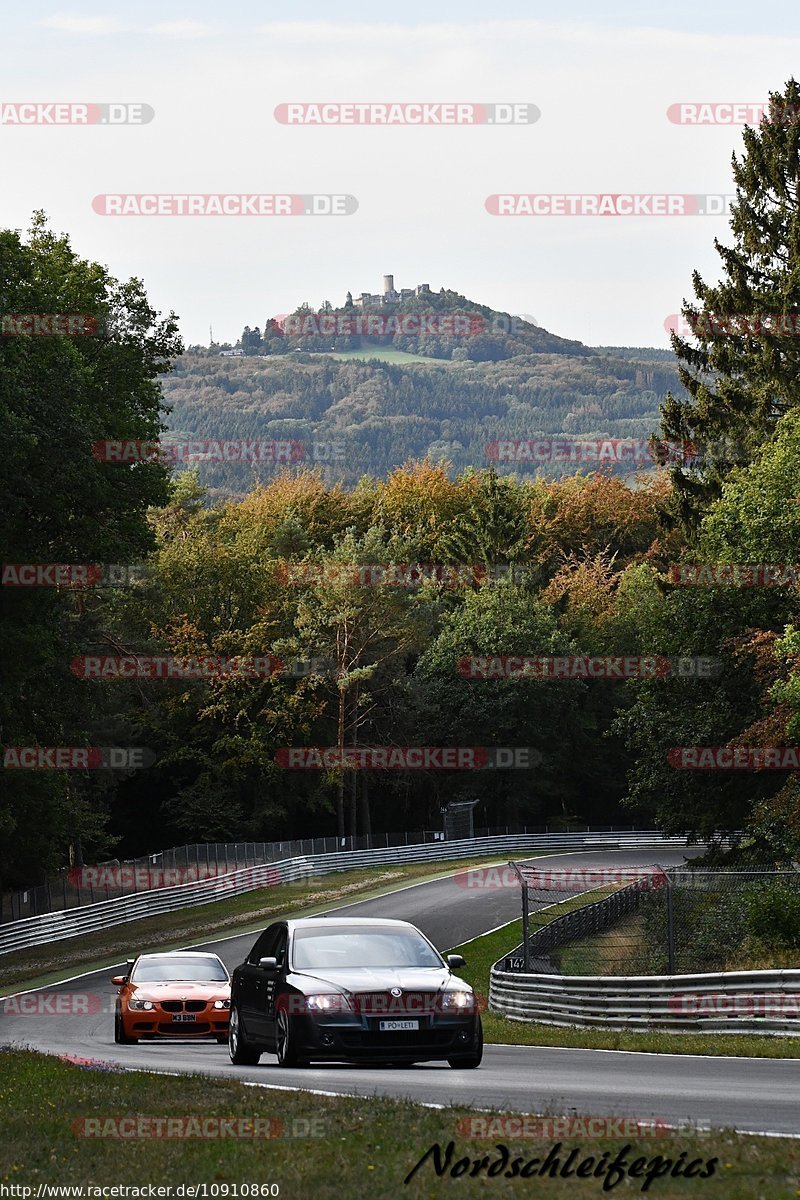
[1,848,798,1137]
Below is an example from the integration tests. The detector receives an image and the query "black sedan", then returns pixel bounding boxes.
[228,916,483,1068]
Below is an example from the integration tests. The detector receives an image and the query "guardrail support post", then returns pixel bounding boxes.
[508,861,530,971]
[664,868,676,974]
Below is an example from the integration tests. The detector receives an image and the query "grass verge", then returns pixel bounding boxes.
[0,857,526,994]
[452,918,800,1059]
[555,908,800,975]
[0,1049,796,1197]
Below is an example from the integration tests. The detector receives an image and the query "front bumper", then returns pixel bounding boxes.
[127,1010,230,1037]
[290,1012,480,1061]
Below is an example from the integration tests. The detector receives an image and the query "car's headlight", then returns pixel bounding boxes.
[128,999,155,1010]
[213,999,231,1010]
[305,994,346,1013]
[439,990,474,1010]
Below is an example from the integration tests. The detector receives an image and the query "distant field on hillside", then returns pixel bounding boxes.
[323,347,451,364]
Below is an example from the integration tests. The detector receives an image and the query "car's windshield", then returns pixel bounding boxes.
[131,957,228,982]
[292,927,443,969]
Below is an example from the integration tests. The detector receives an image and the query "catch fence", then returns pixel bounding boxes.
[505,861,800,976]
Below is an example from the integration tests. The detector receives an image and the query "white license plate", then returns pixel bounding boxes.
[172,1013,197,1023]
[379,1019,418,1031]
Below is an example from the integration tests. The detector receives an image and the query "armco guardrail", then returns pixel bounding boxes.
[1,825,646,921]
[0,831,690,956]
[489,965,800,1035]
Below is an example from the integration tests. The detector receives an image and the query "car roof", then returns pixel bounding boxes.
[284,917,418,932]
[134,951,223,960]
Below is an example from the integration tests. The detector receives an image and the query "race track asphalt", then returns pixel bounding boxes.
[2,847,798,1137]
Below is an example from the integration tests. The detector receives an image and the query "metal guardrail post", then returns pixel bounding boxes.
[508,861,530,971]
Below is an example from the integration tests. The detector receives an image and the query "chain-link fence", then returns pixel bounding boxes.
[508,862,800,975]
[0,830,444,922]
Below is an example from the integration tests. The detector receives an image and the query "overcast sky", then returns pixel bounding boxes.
[2,2,799,348]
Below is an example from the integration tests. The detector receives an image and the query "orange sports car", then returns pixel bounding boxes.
[112,951,230,1044]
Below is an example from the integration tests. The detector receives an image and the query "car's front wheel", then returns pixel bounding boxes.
[228,1005,261,1065]
[114,1005,138,1045]
[275,1008,308,1068]
[447,1017,483,1069]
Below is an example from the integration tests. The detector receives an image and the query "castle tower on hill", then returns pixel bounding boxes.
[351,276,431,308]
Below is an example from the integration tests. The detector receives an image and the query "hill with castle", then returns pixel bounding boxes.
[163,276,681,498]
[228,276,595,362]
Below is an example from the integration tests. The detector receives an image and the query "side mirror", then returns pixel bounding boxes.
[258,956,278,970]
[111,976,126,986]
[446,954,466,969]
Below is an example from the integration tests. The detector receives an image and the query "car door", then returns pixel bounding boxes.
[236,926,280,1039]
[262,926,289,1047]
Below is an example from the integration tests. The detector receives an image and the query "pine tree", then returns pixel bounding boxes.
[661,78,800,528]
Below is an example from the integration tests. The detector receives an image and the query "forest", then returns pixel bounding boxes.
[3,81,800,888]
[161,349,679,497]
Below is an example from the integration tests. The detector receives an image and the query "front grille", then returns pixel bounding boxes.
[338,1029,454,1049]
[157,1000,208,1012]
[353,991,438,1016]
[157,1022,210,1034]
